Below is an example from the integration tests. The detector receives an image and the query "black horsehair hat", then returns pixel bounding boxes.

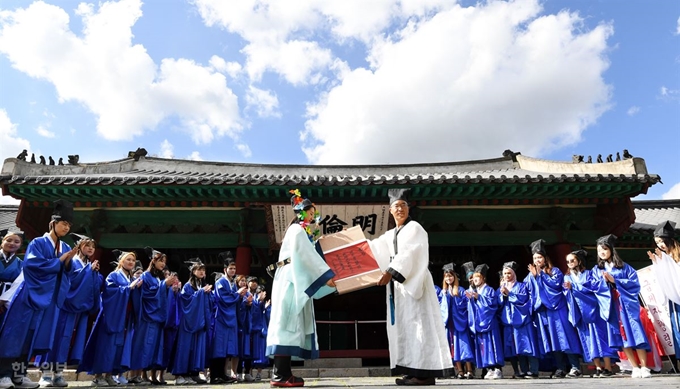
[502,261,518,271]
[218,251,235,267]
[1,229,23,240]
[530,239,547,256]
[461,261,476,279]
[442,262,457,274]
[185,257,205,272]
[70,233,93,245]
[596,234,617,248]
[52,199,74,223]
[144,246,163,260]
[474,264,489,278]
[654,221,676,239]
[388,188,410,205]
[570,249,588,265]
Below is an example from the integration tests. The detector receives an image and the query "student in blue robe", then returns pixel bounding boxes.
[648,220,680,373]
[160,270,181,385]
[172,258,211,385]
[466,264,504,379]
[440,263,474,379]
[129,247,177,384]
[592,234,651,378]
[524,239,582,378]
[0,229,24,324]
[250,284,268,381]
[235,275,254,382]
[78,251,142,386]
[209,252,243,384]
[40,233,101,387]
[498,261,540,379]
[563,249,620,378]
[0,200,76,389]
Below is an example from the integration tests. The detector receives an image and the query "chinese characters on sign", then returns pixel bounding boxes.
[272,204,390,244]
[637,266,675,355]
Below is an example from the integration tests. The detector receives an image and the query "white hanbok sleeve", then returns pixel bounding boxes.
[651,252,680,305]
[279,224,335,314]
[387,221,429,300]
[368,231,392,271]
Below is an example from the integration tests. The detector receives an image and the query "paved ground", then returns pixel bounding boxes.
[30,374,680,388]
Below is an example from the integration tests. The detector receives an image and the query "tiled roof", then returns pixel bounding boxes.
[631,200,680,234]
[0,205,20,232]
[0,153,661,187]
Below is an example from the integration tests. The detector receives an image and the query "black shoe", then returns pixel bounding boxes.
[525,372,539,379]
[210,377,227,385]
[553,369,566,378]
[189,376,206,385]
[270,375,304,387]
[396,377,435,386]
[600,369,613,377]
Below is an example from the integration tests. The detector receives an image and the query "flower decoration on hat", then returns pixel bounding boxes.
[289,189,321,241]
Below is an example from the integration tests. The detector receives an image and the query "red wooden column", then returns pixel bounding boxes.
[236,244,252,276]
[550,242,573,273]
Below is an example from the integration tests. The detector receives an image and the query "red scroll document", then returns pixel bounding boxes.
[318,226,382,294]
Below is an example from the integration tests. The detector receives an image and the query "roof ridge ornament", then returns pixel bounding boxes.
[128,147,148,161]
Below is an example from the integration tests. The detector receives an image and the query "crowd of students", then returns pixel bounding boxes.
[0,197,678,388]
[0,200,271,389]
[436,220,680,380]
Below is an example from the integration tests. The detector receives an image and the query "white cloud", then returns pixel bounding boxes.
[0,109,30,205]
[246,86,280,118]
[0,0,243,145]
[159,139,174,158]
[36,125,56,138]
[187,151,203,161]
[301,1,614,164]
[660,86,680,101]
[209,55,242,79]
[662,182,680,200]
[676,16,680,35]
[627,106,640,116]
[236,143,252,158]
[193,0,451,85]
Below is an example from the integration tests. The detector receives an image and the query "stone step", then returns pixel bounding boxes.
[303,357,362,368]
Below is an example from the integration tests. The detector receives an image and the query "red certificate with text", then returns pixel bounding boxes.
[319,226,382,294]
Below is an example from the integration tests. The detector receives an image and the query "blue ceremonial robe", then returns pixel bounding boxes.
[564,270,621,362]
[78,270,134,375]
[250,298,268,368]
[237,291,252,359]
[130,271,169,370]
[524,268,581,356]
[211,276,240,359]
[46,256,101,365]
[591,264,649,350]
[440,286,474,363]
[498,281,539,359]
[171,282,210,375]
[163,287,180,370]
[467,284,504,368]
[0,253,23,324]
[0,235,72,359]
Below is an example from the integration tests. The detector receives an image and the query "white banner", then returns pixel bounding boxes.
[638,265,675,356]
[272,204,391,244]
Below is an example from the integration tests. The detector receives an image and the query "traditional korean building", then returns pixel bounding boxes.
[0,150,663,358]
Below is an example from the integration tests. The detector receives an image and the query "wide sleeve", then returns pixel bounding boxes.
[651,253,680,305]
[439,289,449,326]
[21,239,70,310]
[506,282,532,327]
[63,261,100,313]
[563,275,582,327]
[452,287,470,332]
[139,272,168,323]
[368,232,392,271]
[281,224,335,314]
[179,283,206,333]
[386,222,429,300]
[470,286,499,333]
[536,267,567,310]
[101,271,132,333]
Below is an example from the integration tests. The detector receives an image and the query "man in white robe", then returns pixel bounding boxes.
[370,188,454,386]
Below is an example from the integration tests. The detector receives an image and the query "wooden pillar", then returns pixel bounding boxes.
[550,242,573,273]
[236,245,252,275]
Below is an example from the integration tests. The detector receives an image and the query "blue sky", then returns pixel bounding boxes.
[0,0,678,204]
